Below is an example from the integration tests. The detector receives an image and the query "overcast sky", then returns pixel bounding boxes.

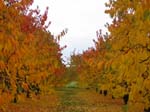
[32,0,111,62]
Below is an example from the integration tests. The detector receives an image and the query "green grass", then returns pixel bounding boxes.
[122,104,128,112]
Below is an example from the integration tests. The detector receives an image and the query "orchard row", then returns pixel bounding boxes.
[0,0,66,104]
[70,0,150,111]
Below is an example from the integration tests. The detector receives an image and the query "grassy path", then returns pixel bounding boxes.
[56,88,87,112]
[55,88,124,112]
[2,88,124,112]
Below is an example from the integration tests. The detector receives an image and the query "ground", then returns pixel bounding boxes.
[1,88,125,112]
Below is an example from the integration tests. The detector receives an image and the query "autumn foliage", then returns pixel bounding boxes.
[70,0,150,111]
[1,0,150,111]
[0,0,66,104]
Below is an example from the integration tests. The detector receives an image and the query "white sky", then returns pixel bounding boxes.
[32,0,111,62]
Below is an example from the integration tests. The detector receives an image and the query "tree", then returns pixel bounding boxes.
[105,0,150,110]
[0,0,66,104]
